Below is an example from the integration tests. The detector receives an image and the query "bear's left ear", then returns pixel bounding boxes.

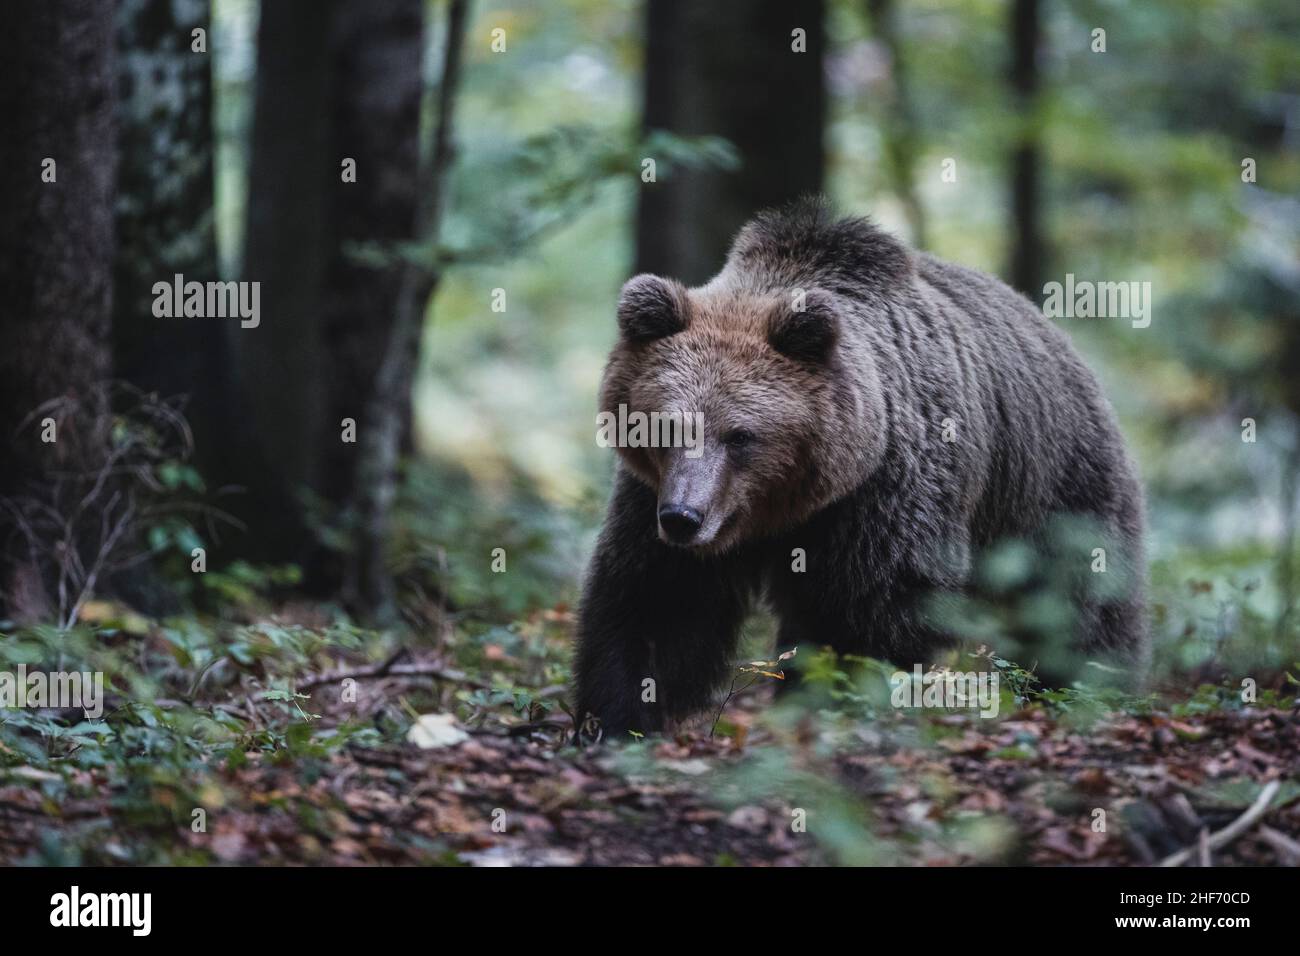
[617,274,690,342]
[768,289,839,362]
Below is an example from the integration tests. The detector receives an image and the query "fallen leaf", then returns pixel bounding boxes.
[406,713,470,749]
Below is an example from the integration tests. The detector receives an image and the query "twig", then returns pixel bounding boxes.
[298,661,489,693]
[710,673,762,738]
[62,496,134,629]
[3,383,199,626]
[504,718,572,737]
[1161,791,1204,839]
[185,654,228,700]
[1157,780,1281,867]
[1258,825,1300,865]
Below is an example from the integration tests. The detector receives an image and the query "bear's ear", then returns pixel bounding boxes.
[768,289,839,362]
[617,274,689,342]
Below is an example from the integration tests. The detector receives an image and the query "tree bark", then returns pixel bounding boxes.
[0,2,117,618]
[235,0,336,562]
[1008,0,1044,296]
[320,0,427,509]
[112,0,224,473]
[635,0,827,285]
[346,0,471,624]
[237,0,430,584]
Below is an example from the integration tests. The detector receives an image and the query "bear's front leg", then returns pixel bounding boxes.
[573,470,752,739]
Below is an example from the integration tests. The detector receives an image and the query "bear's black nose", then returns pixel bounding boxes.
[658,504,703,543]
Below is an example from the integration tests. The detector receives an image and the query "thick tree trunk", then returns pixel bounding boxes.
[1008,0,1044,296]
[347,0,470,624]
[635,0,826,285]
[236,0,336,562]
[237,0,430,584]
[0,2,117,619]
[113,0,224,472]
[320,0,426,509]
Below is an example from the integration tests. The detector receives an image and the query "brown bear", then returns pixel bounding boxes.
[573,199,1147,737]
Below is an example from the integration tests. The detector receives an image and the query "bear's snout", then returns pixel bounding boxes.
[658,503,704,544]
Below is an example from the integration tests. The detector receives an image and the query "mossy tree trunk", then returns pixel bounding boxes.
[113,0,225,473]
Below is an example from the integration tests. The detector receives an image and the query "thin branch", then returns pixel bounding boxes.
[1258,825,1300,865]
[1158,780,1281,867]
[711,673,762,738]
[62,499,134,630]
[297,660,489,694]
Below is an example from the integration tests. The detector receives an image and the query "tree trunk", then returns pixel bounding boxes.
[235,0,337,562]
[1008,0,1044,296]
[0,2,117,619]
[347,0,471,624]
[867,0,926,248]
[320,0,426,509]
[237,0,430,584]
[113,0,224,473]
[635,0,827,285]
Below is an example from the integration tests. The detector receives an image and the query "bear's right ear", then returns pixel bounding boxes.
[768,289,839,363]
[617,274,689,342]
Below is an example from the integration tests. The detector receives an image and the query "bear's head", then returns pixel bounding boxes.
[599,273,887,554]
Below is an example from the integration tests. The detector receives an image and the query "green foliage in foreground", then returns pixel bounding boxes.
[2,457,1297,864]
[2,601,1294,865]
[0,619,382,861]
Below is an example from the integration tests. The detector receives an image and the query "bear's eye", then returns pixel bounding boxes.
[722,429,756,450]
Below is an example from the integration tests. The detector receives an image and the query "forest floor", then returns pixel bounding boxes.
[1,602,1298,866]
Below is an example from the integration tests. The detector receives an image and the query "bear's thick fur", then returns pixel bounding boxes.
[574,199,1147,736]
